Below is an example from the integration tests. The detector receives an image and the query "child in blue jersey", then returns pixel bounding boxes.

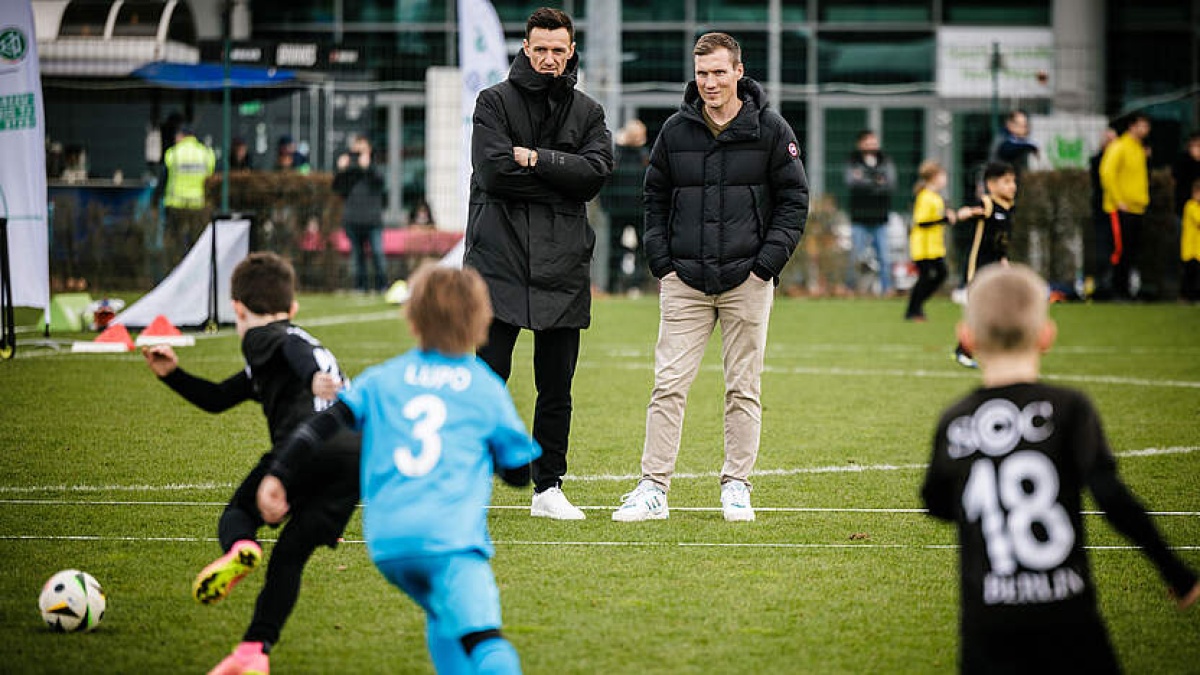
[258,264,540,675]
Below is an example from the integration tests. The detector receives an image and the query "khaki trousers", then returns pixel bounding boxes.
[641,272,775,491]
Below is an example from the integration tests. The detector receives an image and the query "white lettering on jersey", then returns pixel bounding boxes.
[947,400,1054,460]
[983,567,1086,605]
[404,364,472,392]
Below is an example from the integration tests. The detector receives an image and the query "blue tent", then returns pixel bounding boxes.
[131,61,297,90]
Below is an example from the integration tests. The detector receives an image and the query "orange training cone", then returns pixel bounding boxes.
[72,323,135,353]
[135,315,195,347]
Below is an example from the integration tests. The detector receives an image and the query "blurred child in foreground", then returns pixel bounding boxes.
[258,265,539,674]
[922,264,1199,674]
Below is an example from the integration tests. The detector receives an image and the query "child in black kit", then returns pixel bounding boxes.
[922,264,1199,675]
[143,252,359,675]
[954,161,1016,369]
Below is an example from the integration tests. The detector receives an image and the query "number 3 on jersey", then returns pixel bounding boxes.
[393,394,447,477]
[963,451,1075,575]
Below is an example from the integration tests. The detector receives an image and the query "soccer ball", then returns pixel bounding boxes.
[38,569,106,632]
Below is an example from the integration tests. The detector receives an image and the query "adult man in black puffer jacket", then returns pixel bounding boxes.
[464,7,612,520]
[613,32,807,525]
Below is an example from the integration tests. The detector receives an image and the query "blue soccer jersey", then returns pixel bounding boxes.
[337,349,540,562]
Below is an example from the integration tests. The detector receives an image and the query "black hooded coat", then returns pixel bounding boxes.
[464,50,613,330]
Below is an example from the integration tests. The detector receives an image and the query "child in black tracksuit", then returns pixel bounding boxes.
[954,162,1016,368]
[143,252,359,674]
[923,264,1199,674]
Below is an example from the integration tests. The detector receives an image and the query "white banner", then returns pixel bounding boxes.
[937,27,1054,99]
[114,218,251,328]
[0,2,49,317]
[458,0,508,210]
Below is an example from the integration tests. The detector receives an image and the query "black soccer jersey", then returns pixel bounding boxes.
[922,382,1196,636]
[964,195,1013,281]
[161,320,347,446]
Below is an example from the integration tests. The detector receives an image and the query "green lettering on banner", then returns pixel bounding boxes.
[0,93,36,131]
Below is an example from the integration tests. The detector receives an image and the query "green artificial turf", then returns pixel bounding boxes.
[1,293,1197,673]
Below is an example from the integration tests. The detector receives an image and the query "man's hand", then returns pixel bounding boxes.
[312,372,343,401]
[512,146,538,168]
[142,345,178,377]
[336,153,351,170]
[357,151,371,168]
[257,475,290,525]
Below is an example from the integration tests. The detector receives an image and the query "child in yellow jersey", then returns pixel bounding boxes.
[905,160,979,321]
[1182,179,1200,303]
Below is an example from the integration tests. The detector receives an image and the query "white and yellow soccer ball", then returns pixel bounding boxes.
[38,569,106,632]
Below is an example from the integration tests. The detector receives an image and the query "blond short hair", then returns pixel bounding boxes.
[405,264,493,355]
[964,264,1049,353]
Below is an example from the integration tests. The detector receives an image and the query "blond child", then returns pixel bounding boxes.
[258,265,539,674]
[922,264,1199,674]
[905,160,977,321]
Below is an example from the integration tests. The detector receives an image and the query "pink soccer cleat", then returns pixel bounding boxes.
[208,641,269,675]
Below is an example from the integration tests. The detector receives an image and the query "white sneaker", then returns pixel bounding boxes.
[530,487,586,520]
[721,481,755,522]
[612,480,669,522]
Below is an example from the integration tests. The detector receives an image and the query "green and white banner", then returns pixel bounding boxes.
[0,1,48,317]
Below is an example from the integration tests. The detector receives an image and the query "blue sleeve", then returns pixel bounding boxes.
[335,374,370,430]
[488,385,541,470]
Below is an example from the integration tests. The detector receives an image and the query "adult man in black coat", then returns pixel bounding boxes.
[464,7,612,520]
[612,32,807,524]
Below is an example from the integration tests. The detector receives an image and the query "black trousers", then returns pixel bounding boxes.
[961,620,1120,675]
[220,434,360,647]
[905,258,948,318]
[477,319,580,493]
[1182,260,1200,302]
[1110,211,1144,299]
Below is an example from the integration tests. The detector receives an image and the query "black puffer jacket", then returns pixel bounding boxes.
[464,50,613,330]
[643,78,808,295]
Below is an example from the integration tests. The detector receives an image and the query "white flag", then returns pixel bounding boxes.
[0,1,48,319]
[458,0,508,206]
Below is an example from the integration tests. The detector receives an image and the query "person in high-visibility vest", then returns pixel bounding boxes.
[162,126,215,267]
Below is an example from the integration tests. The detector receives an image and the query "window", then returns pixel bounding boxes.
[623,31,687,84]
[820,0,931,23]
[343,0,447,23]
[697,0,768,23]
[59,2,113,38]
[623,0,686,22]
[818,33,934,84]
[781,30,810,84]
[112,2,163,38]
[251,2,336,25]
[943,0,1050,26]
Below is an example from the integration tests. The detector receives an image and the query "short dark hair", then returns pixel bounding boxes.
[1188,131,1200,143]
[1006,109,1028,123]
[231,252,295,315]
[526,7,573,41]
[693,32,741,65]
[1192,177,1200,193]
[983,161,1015,183]
[856,130,877,144]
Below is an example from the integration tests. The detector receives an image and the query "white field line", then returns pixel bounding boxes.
[0,534,1196,552]
[1,446,1194,496]
[0,499,1195,517]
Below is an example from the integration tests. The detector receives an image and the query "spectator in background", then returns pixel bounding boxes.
[990,109,1040,176]
[276,135,311,174]
[333,134,387,293]
[1181,178,1200,303]
[1089,126,1118,300]
[463,7,613,520]
[1100,113,1152,301]
[1172,132,1200,217]
[229,137,253,171]
[407,198,435,228]
[162,125,215,268]
[601,118,651,293]
[845,130,896,296]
